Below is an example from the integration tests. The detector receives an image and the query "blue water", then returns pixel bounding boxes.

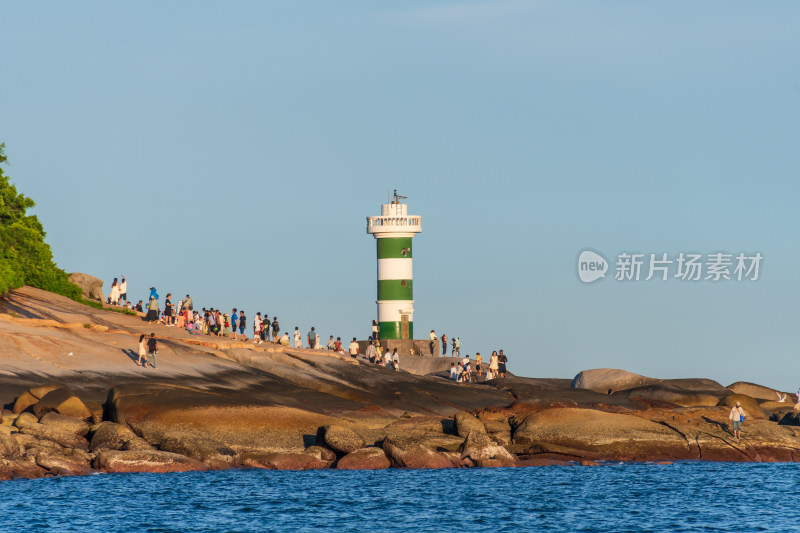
[0,463,794,532]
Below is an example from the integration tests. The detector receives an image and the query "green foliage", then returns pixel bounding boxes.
[0,142,82,299]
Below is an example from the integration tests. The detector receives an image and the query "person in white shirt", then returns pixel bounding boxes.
[429,330,437,356]
[293,327,302,348]
[254,313,263,344]
[348,337,359,358]
[383,349,392,367]
[109,278,120,306]
[366,342,377,363]
[391,349,399,371]
[119,276,127,306]
[728,401,747,439]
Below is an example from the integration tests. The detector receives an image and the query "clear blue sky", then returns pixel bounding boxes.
[2,1,798,390]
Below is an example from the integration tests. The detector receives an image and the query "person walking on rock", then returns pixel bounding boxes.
[137,334,147,366]
[146,333,158,369]
[729,401,746,440]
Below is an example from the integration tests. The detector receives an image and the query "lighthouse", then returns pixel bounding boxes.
[366,190,422,340]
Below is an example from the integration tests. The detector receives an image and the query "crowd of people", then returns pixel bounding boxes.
[114,279,508,381]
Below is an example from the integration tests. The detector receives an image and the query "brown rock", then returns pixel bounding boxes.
[12,391,39,414]
[94,450,205,473]
[382,435,454,469]
[512,407,689,461]
[304,445,337,463]
[158,432,236,467]
[39,412,90,437]
[0,433,22,459]
[85,401,105,424]
[89,421,138,451]
[454,411,486,438]
[240,451,328,470]
[32,388,92,420]
[728,382,788,402]
[28,384,63,400]
[460,431,516,467]
[1,409,15,426]
[125,437,155,451]
[571,368,657,393]
[68,272,105,301]
[33,448,93,476]
[317,425,366,455]
[13,412,40,429]
[337,447,391,470]
[717,394,766,419]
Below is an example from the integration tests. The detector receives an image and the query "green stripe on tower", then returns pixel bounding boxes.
[379,321,414,340]
[377,238,413,259]
[377,279,413,301]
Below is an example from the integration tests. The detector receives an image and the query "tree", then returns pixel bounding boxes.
[0,143,80,298]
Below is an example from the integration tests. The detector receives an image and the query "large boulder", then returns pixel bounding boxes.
[32,448,93,476]
[13,412,40,429]
[382,435,454,469]
[157,431,236,467]
[94,450,205,473]
[622,380,728,407]
[0,433,22,459]
[239,451,328,470]
[454,411,486,438]
[68,273,105,302]
[728,382,789,402]
[107,385,337,455]
[460,431,516,467]
[512,407,689,460]
[717,394,766,419]
[304,446,337,464]
[39,412,90,437]
[317,425,366,455]
[89,422,139,451]
[571,368,657,393]
[337,447,391,470]
[32,388,92,420]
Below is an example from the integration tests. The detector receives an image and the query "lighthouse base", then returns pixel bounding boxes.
[357,339,440,358]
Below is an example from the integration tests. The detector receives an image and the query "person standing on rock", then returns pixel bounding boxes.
[119,276,127,306]
[254,313,263,344]
[729,401,746,439]
[147,333,158,369]
[109,278,120,306]
[271,317,280,342]
[239,311,247,341]
[498,350,508,378]
[366,341,377,363]
[475,352,483,379]
[293,327,302,348]
[231,309,239,340]
[372,319,380,340]
[308,327,316,349]
[488,351,499,379]
[146,296,159,324]
[429,330,437,356]
[164,293,174,326]
[349,337,360,358]
[441,333,448,356]
[391,348,399,371]
[184,294,193,311]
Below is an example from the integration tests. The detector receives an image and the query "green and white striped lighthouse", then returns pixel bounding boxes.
[366,191,422,340]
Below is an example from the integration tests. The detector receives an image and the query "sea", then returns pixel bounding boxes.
[0,462,794,532]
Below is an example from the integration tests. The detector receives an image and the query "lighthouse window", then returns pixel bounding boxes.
[401,248,407,256]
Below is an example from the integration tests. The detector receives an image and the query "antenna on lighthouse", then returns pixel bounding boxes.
[392,189,407,203]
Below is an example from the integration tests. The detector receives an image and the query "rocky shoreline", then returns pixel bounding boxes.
[2,286,800,480]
